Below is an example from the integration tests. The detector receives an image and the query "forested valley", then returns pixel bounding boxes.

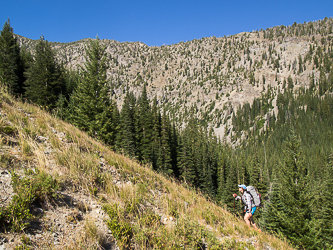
[1,18,333,249]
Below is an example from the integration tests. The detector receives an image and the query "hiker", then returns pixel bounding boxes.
[233,184,260,231]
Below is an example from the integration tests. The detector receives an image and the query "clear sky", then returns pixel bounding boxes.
[1,0,333,46]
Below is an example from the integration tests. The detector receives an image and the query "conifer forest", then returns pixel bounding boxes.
[1,17,333,249]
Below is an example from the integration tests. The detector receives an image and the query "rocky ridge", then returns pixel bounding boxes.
[16,17,333,141]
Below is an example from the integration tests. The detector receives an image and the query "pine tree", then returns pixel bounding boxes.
[170,123,179,177]
[309,153,333,249]
[178,117,197,185]
[260,176,284,233]
[249,148,267,194]
[150,97,161,170]
[64,69,80,99]
[0,19,25,95]
[116,91,136,157]
[249,150,261,188]
[68,38,116,144]
[216,150,227,203]
[25,36,65,110]
[137,84,153,163]
[210,130,219,195]
[262,131,311,248]
[112,103,120,143]
[54,69,80,121]
[54,93,67,120]
[157,108,173,174]
[222,162,239,212]
[197,132,207,192]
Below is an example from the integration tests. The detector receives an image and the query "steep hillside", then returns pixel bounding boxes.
[0,89,292,249]
[16,17,333,140]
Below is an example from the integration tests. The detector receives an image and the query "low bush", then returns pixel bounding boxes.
[14,234,32,250]
[0,152,14,168]
[1,125,15,135]
[0,169,60,232]
[103,203,133,248]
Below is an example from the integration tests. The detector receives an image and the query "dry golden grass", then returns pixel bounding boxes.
[0,88,293,249]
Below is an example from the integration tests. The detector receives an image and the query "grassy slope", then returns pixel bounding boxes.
[0,88,292,249]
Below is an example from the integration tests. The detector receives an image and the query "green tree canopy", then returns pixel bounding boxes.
[68,37,116,145]
[25,36,65,110]
[0,19,25,95]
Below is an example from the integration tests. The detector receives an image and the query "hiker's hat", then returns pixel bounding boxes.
[238,184,247,190]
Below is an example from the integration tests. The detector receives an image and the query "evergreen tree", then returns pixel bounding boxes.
[64,69,80,99]
[112,103,120,144]
[137,84,153,163]
[262,131,311,248]
[54,93,67,120]
[68,38,116,144]
[197,132,207,191]
[0,19,25,95]
[157,108,173,174]
[206,129,219,196]
[249,148,267,194]
[25,36,65,110]
[222,162,239,212]
[151,96,161,170]
[116,91,136,157]
[260,175,284,233]
[249,150,261,188]
[309,153,333,249]
[170,123,179,177]
[178,117,197,185]
[54,69,80,121]
[216,149,227,203]
[287,75,294,90]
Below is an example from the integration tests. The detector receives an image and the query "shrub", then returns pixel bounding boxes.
[29,169,60,204]
[202,210,218,225]
[85,217,100,241]
[0,152,13,167]
[103,204,133,248]
[173,217,207,249]
[6,177,33,232]
[257,118,266,129]
[14,234,32,250]
[1,170,60,232]
[1,125,15,135]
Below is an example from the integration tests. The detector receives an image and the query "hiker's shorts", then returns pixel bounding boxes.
[247,206,256,215]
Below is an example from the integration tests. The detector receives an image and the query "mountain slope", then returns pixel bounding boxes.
[16,17,333,141]
[0,89,292,249]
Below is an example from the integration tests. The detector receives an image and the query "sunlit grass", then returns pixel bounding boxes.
[0,87,293,249]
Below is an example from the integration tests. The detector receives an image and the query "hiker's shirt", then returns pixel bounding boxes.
[235,192,255,212]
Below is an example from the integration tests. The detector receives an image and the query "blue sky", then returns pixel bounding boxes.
[2,0,333,46]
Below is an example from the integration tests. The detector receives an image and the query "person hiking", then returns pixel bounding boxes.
[233,184,260,232]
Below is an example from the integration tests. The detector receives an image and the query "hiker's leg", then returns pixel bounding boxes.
[244,212,252,227]
[248,207,257,228]
[250,216,258,229]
